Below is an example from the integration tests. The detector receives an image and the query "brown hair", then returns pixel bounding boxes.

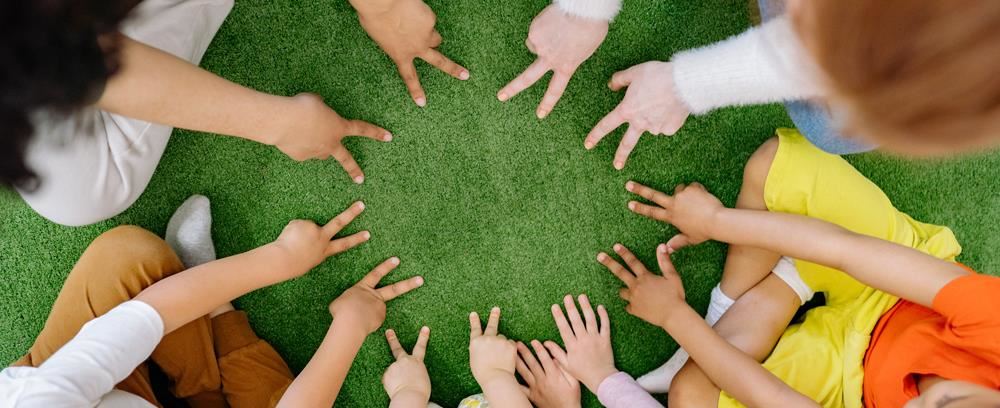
[791,1,1000,155]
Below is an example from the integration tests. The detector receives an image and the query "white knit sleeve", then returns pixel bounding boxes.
[553,0,622,21]
[670,16,823,114]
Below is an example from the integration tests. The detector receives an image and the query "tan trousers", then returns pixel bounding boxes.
[13,226,294,407]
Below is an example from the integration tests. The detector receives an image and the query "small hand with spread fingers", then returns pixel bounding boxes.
[383,327,433,406]
[544,295,618,393]
[625,180,724,251]
[469,307,532,407]
[498,5,609,119]
[585,62,691,170]
[272,201,372,277]
[516,339,582,408]
[598,243,687,329]
[350,0,469,107]
[328,257,424,336]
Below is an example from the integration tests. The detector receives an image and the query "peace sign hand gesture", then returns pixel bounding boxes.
[469,307,518,386]
[598,243,688,329]
[383,327,432,405]
[271,201,372,279]
[329,257,425,336]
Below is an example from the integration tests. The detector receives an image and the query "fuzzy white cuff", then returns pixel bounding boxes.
[554,0,622,21]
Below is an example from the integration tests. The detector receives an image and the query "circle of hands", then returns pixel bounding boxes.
[269,0,727,405]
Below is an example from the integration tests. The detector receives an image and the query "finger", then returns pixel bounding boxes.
[584,108,626,150]
[613,124,644,170]
[627,201,671,222]
[420,49,469,81]
[625,181,674,208]
[376,275,425,301]
[386,329,406,359]
[613,243,647,276]
[361,257,400,287]
[666,234,693,253]
[429,30,443,48]
[325,230,371,257]
[690,181,707,190]
[515,353,536,386]
[484,307,501,336]
[597,252,635,287]
[550,303,575,343]
[322,201,365,238]
[530,340,557,374]
[524,38,537,54]
[578,294,598,334]
[542,341,569,367]
[675,184,687,195]
[412,326,430,361]
[609,65,640,91]
[330,146,365,185]
[563,295,586,336]
[497,59,549,102]
[396,60,426,107]
[598,304,611,339]
[619,287,631,301]
[345,119,393,142]
[469,312,483,339]
[657,243,681,281]
[516,342,543,379]
[536,71,571,119]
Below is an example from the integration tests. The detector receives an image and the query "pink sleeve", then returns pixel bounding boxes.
[597,372,664,408]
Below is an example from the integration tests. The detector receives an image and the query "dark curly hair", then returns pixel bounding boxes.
[1,0,139,189]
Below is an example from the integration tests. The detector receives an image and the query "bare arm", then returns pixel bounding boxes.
[276,321,367,408]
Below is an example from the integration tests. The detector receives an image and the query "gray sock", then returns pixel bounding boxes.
[165,195,216,268]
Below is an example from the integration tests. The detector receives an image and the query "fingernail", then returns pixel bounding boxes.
[628,201,636,210]
[667,245,676,254]
[536,109,549,119]
[415,97,426,107]
[584,142,594,150]
[390,257,400,265]
[626,181,635,191]
[613,243,623,251]
[658,244,668,253]
[383,132,393,141]
[497,92,508,102]
[357,201,366,210]
[460,70,470,80]
[422,326,430,332]
[614,161,624,170]
[416,276,425,285]
[492,306,500,313]
[597,252,607,261]
[353,175,364,184]
[362,231,371,239]
[471,312,478,317]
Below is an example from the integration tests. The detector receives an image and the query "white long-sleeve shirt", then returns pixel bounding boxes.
[0,301,164,408]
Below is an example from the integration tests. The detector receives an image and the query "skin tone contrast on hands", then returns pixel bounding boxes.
[545,295,618,394]
[515,340,582,408]
[383,326,433,407]
[585,62,692,170]
[498,5,609,119]
[351,0,469,107]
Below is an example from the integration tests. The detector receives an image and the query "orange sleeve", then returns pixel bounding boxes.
[931,273,1000,365]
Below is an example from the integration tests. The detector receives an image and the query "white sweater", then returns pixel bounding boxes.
[552,0,822,114]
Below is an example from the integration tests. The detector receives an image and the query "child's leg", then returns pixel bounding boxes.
[210,311,294,407]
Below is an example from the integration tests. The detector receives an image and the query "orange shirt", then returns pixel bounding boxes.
[863,273,1000,408]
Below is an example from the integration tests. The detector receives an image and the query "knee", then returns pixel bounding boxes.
[79,226,183,284]
[743,137,780,188]
[668,365,718,408]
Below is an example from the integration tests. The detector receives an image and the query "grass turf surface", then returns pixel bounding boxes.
[2,0,1000,406]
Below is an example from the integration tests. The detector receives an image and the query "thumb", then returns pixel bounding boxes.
[608,65,640,91]
[664,234,693,254]
[656,243,680,279]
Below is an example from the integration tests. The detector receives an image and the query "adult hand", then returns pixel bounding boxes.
[625,181,724,250]
[469,307,518,387]
[329,257,424,336]
[351,0,469,107]
[498,5,609,119]
[516,340,581,408]
[383,327,432,405]
[585,62,691,170]
[598,243,687,328]
[545,295,617,393]
[271,201,370,277]
[276,93,392,184]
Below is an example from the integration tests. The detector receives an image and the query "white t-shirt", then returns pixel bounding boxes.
[0,301,164,408]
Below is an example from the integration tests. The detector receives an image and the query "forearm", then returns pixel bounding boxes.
[389,391,430,408]
[276,321,367,407]
[481,376,532,408]
[661,307,818,408]
[134,243,297,333]
[98,36,298,146]
[709,209,967,307]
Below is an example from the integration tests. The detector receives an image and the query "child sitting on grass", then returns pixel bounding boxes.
[608,131,1000,407]
[0,197,423,407]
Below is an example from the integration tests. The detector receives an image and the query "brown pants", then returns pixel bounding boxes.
[13,226,294,408]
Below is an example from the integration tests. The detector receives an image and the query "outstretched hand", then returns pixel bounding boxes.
[585,62,691,170]
[498,5,608,119]
[625,181,725,251]
[272,201,371,278]
[469,307,519,386]
[516,339,581,408]
[598,243,688,328]
[545,295,617,393]
[329,257,424,336]
[383,327,432,405]
[351,0,469,107]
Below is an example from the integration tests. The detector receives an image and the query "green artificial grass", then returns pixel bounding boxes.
[2,0,1000,406]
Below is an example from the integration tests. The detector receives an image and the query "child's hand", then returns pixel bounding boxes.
[328,257,424,336]
[383,327,432,405]
[545,295,617,393]
[625,181,724,250]
[600,243,688,329]
[272,201,370,278]
[516,340,581,408]
[469,307,518,387]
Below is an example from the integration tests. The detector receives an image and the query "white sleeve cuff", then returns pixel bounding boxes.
[671,16,823,114]
[554,0,622,21]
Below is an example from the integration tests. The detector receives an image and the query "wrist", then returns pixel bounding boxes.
[390,389,430,407]
[329,316,370,343]
[706,207,729,242]
[581,367,619,393]
[476,369,516,389]
[349,0,396,16]
[659,303,699,332]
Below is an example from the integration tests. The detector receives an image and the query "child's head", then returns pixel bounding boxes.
[790,0,1000,156]
[0,0,138,189]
